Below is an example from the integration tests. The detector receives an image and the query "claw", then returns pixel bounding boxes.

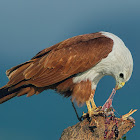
[87,113,92,123]
[122,109,137,120]
[82,107,104,119]
[82,112,87,118]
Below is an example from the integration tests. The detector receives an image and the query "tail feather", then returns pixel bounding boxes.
[0,86,17,104]
[17,87,31,97]
[0,84,45,104]
[0,86,11,98]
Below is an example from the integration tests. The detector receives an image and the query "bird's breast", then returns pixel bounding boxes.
[73,67,103,89]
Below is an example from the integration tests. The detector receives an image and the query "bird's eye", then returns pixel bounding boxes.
[119,73,124,78]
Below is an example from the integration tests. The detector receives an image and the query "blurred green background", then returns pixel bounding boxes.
[0,0,139,139]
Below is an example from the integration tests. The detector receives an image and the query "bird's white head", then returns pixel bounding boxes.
[101,32,133,90]
[114,57,133,90]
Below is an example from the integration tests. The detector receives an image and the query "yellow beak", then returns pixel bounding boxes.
[115,82,125,90]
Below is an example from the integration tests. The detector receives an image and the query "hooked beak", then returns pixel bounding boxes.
[115,82,125,90]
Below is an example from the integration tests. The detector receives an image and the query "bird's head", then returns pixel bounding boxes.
[115,72,128,90]
[100,31,133,91]
[114,49,133,90]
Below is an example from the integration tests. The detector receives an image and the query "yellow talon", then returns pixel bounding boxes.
[122,109,137,120]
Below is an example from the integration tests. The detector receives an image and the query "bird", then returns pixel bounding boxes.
[0,31,134,117]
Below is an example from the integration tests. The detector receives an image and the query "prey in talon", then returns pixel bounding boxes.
[102,88,137,119]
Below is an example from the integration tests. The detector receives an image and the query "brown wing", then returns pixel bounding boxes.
[7,32,113,87]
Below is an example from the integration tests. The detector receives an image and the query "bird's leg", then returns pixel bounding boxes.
[90,90,97,110]
[91,98,103,112]
[83,99,102,119]
[83,90,96,118]
[82,100,94,120]
[85,90,96,117]
[83,90,103,118]
[90,98,97,110]
[85,100,93,122]
[90,90,102,112]
[86,100,92,117]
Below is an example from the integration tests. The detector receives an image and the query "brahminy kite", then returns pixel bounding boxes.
[0,31,136,118]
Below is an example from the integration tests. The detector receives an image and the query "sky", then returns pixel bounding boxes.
[0,0,140,139]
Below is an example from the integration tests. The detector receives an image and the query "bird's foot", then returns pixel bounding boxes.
[121,109,137,121]
[82,106,103,120]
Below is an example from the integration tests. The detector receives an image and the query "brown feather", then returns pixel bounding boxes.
[26,87,35,97]
[56,78,74,93]
[31,42,62,59]
[28,36,113,87]
[0,92,17,104]
[7,33,113,88]
[17,87,31,97]
[7,63,31,86]
[0,32,113,104]
[72,80,92,106]
[6,61,32,77]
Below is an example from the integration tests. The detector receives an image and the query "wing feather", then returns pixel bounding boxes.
[7,33,113,87]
